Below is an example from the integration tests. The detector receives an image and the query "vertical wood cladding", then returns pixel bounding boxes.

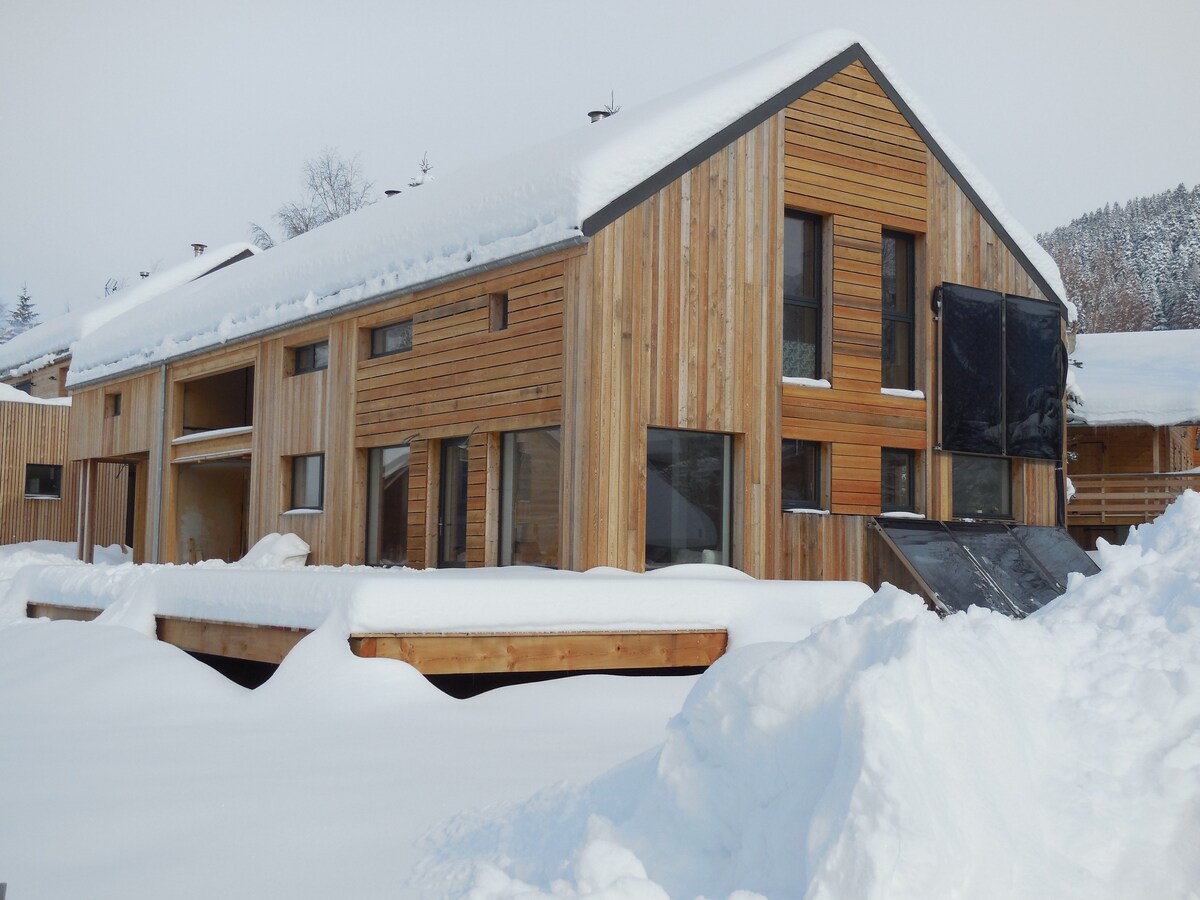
[564,119,781,576]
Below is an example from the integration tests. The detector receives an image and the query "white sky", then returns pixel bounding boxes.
[3,0,1198,318]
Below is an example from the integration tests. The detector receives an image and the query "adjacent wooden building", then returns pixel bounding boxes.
[58,37,1078,612]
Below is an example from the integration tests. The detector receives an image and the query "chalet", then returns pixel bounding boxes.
[0,243,257,549]
[57,32,1092,616]
[1067,328,1200,548]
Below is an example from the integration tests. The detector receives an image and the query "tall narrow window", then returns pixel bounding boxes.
[645,429,731,568]
[489,292,509,332]
[438,438,469,568]
[952,454,1011,519]
[25,464,63,499]
[881,448,916,512]
[783,211,822,379]
[500,428,561,566]
[882,231,915,390]
[781,439,822,510]
[366,445,410,566]
[290,454,324,510]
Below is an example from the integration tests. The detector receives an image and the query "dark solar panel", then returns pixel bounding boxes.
[1011,525,1101,588]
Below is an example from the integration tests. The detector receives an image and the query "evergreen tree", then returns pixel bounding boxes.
[8,284,37,334]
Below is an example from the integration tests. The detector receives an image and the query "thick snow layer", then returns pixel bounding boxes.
[0,242,256,378]
[0,382,70,405]
[423,494,1200,898]
[68,31,1066,386]
[1071,329,1200,426]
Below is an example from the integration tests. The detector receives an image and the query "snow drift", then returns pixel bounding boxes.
[423,493,1200,899]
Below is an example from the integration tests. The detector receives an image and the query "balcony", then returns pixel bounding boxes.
[1068,472,1200,526]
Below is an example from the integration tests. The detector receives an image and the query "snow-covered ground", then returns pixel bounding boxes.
[3,497,1199,898]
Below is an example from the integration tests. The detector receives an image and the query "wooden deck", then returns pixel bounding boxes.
[1068,472,1200,525]
[25,602,728,674]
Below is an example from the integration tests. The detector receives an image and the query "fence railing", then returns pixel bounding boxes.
[1068,472,1200,523]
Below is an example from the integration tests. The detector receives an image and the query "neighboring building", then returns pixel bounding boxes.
[62,34,1087,615]
[1067,329,1200,548]
[0,244,257,550]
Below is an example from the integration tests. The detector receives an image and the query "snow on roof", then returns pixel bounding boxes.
[0,242,257,378]
[1071,329,1200,426]
[68,31,1067,386]
[0,382,71,406]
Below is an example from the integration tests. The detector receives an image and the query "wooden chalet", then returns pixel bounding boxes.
[55,34,1087,618]
[0,244,256,550]
[1067,329,1200,548]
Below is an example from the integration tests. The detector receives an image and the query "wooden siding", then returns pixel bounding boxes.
[562,117,781,576]
[68,370,161,461]
[3,359,70,399]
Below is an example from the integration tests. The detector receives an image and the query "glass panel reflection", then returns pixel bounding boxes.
[501,428,561,567]
[645,429,731,568]
[941,284,1004,454]
[366,445,410,566]
[1006,295,1063,460]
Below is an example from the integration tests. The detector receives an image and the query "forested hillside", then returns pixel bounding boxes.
[1038,184,1200,333]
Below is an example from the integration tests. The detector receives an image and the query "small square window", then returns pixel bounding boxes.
[781,439,822,510]
[105,393,122,417]
[292,341,329,375]
[881,448,916,512]
[952,454,1011,519]
[489,292,509,332]
[370,321,413,357]
[25,463,63,499]
[14,380,33,395]
[290,454,324,510]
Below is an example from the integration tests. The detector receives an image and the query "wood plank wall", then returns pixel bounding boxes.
[3,359,70,399]
[563,120,781,576]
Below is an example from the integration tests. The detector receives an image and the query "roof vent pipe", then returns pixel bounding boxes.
[587,109,612,123]
[140,271,150,279]
[192,243,207,256]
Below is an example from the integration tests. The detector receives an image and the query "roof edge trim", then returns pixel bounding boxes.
[581,43,1066,315]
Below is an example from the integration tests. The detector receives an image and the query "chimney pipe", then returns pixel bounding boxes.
[587,109,612,123]
[140,271,150,279]
[192,243,207,257]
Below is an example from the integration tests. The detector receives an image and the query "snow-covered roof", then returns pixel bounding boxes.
[0,243,257,378]
[68,31,1068,387]
[1071,329,1200,426]
[0,382,71,406]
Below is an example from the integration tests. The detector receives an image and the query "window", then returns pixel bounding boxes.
[881,448,915,512]
[105,392,122,418]
[645,428,731,568]
[293,340,329,375]
[781,439,822,510]
[438,438,470,568]
[25,464,63,499]
[500,428,561,566]
[370,320,413,358]
[882,231,915,390]
[290,454,324,510]
[952,454,1011,519]
[489,292,509,332]
[783,211,822,379]
[366,445,410,566]
[14,380,32,395]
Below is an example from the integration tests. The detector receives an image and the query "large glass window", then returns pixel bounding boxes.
[882,448,916,512]
[882,232,915,390]
[952,454,1011,519]
[25,463,63,499]
[438,437,469,568]
[781,439,822,510]
[290,454,324,510]
[500,428,561,567]
[783,211,822,379]
[645,429,731,568]
[366,445,410,566]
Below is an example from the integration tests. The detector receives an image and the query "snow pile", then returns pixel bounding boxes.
[0,541,128,625]
[424,494,1200,899]
[1071,329,1200,426]
[0,243,256,378]
[0,382,71,405]
[69,31,1066,386]
[238,532,310,568]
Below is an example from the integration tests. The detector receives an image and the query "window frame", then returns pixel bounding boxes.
[105,392,122,418]
[292,340,329,375]
[644,427,733,569]
[782,210,823,380]
[365,443,411,566]
[25,463,63,499]
[489,291,509,333]
[289,453,325,511]
[951,453,1012,521]
[369,320,414,358]
[881,230,916,391]
[499,427,561,567]
[437,437,470,568]
[781,438,824,511]
[881,447,916,513]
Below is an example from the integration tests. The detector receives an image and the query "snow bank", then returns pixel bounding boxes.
[1071,329,1200,427]
[423,494,1200,898]
[0,541,128,625]
[69,31,1066,385]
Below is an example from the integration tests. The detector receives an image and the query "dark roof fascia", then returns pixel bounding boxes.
[581,43,1067,315]
[68,235,588,391]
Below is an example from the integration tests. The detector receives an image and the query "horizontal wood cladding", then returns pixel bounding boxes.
[4,360,69,399]
[784,62,927,233]
[355,257,570,444]
[563,117,781,576]
[68,371,160,461]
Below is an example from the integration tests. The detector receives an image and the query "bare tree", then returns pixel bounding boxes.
[250,148,376,246]
[408,152,433,188]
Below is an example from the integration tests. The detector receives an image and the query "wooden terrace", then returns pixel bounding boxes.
[1068,472,1200,526]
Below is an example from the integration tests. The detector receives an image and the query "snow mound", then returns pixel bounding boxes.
[238,532,310,568]
[424,494,1200,899]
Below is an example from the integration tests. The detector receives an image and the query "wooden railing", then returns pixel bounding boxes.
[1068,473,1200,524]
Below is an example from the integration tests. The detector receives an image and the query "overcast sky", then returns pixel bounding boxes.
[3,0,1198,318]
